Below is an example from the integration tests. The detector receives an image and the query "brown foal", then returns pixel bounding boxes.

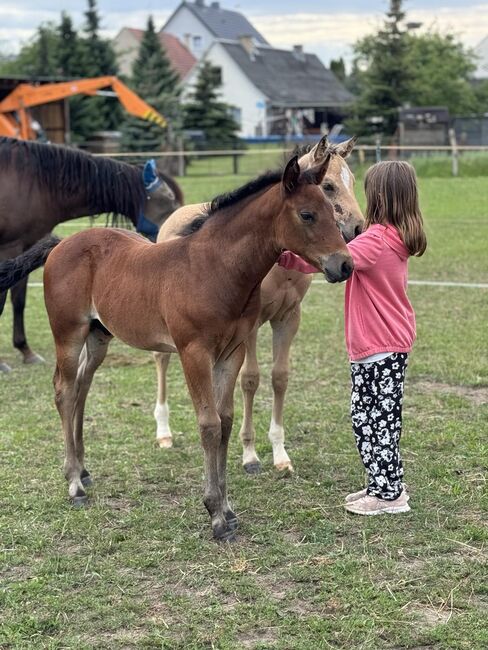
[43,154,353,541]
[153,136,364,473]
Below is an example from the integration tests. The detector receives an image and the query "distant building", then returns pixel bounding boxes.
[112,28,196,79]
[183,38,353,137]
[114,0,354,139]
[162,0,268,60]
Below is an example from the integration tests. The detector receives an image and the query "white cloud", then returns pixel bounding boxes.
[252,6,488,54]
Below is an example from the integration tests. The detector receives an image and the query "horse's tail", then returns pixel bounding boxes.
[0,235,61,292]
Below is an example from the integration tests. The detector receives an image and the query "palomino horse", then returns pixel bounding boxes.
[152,136,364,473]
[0,137,182,372]
[43,154,353,541]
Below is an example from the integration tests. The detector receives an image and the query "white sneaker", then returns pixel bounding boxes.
[345,488,368,503]
[345,492,411,515]
[345,484,409,504]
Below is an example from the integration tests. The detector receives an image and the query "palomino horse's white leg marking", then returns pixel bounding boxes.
[268,417,292,472]
[239,326,261,472]
[153,352,173,448]
[154,401,173,448]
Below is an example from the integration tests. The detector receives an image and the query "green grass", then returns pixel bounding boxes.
[0,177,487,649]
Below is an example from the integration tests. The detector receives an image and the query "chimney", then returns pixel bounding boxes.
[195,0,205,6]
[239,35,256,60]
[211,1,220,7]
[293,44,305,61]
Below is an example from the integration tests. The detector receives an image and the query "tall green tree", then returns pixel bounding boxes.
[404,32,479,115]
[121,16,180,152]
[183,60,240,147]
[347,0,413,136]
[330,57,346,83]
[0,23,59,77]
[72,0,121,141]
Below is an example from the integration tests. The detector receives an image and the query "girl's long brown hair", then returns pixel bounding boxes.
[364,161,427,256]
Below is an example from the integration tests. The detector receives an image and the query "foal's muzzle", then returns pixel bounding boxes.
[322,252,354,283]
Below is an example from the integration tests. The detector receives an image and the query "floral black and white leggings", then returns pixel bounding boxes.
[350,353,408,501]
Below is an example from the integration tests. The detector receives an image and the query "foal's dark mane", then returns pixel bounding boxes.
[0,137,145,223]
[177,169,283,237]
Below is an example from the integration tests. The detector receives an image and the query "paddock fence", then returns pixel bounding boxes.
[93,144,488,178]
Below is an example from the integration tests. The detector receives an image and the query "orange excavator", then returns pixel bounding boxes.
[0,75,166,140]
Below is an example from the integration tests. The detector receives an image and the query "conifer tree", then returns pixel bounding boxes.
[121,16,180,152]
[347,0,413,136]
[183,60,240,147]
[73,0,121,141]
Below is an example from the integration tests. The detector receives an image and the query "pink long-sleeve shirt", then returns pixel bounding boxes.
[278,224,416,360]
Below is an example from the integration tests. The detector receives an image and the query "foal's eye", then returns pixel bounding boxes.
[299,211,315,223]
[323,183,335,193]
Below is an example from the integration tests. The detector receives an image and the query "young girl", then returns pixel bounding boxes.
[279,160,427,515]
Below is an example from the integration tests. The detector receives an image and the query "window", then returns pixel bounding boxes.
[192,35,203,52]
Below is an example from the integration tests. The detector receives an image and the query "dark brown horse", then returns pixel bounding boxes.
[0,136,183,372]
[43,154,353,541]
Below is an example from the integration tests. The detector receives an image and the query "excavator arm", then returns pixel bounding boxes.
[0,76,166,140]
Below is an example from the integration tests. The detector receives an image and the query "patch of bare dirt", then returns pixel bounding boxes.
[408,604,453,629]
[105,351,153,368]
[238,627,278,648]
[411,380,488,406]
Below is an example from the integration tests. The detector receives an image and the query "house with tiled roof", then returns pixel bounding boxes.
[115,0,353,139]
[162,0,268,59]
[113,28,196,79]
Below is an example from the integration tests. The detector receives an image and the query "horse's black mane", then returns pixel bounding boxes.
[0,137,145,223]
[177,168,283,237]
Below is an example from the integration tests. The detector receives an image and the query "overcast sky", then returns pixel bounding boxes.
[0,0,486,66]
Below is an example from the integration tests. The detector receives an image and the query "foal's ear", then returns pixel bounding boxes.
[282,155,301,195]
[308,152,332,185]
[335,136,357,159]
[310,134,329,162]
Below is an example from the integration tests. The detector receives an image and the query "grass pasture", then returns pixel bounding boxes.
[0,175,487,649]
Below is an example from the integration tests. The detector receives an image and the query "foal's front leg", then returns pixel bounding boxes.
[213,344,246,531]
[179,345,234,541]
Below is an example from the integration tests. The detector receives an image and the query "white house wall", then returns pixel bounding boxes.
[163,7,214,60]
[112,29,140,77]
[183,42,268,138]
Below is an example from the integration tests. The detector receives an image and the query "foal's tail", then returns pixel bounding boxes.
[0,235,61,292]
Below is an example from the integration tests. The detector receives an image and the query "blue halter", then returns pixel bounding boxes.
[137,159,162,241]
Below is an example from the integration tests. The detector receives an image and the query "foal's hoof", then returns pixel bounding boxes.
[0,362,12,373]
[72,495,88,508]
[214,527,237,543]
[275,462,294,474]
[157,436,173,449]
[23,352,45,365]
[243,462,261,475]
[80,470,93,488]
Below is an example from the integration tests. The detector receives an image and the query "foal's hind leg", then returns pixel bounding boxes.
[52,325,90,504]
[73,325,112,488]
[268,310,301,472]
[153,352,173,448]
[238,325,261,474]
[11,277,44,364]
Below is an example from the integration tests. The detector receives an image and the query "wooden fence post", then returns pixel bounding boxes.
[449,128,459,177]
